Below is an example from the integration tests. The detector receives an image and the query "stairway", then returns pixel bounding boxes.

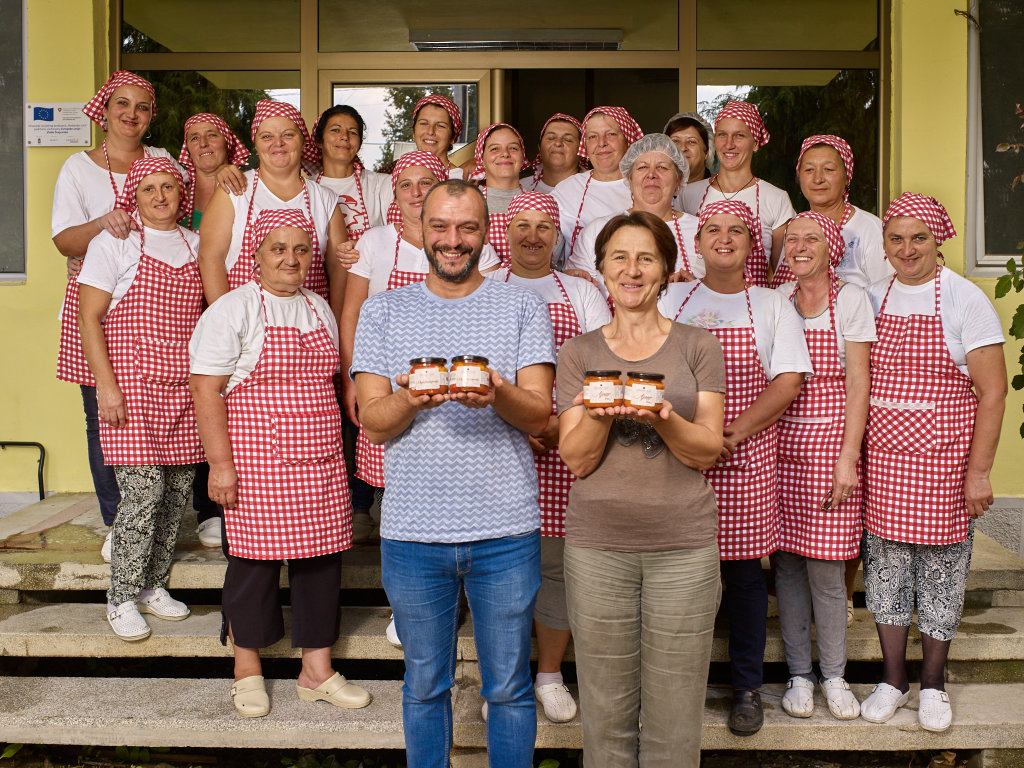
[2,493,1024,766]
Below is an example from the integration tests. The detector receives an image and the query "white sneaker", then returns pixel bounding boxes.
[820,677,861,720]
[385,615,402,647]
[196,517,222,548]
[101,530,112,563]
[781,676,815,718]
[106,601,151,641]
[137,588,190,621]
[861,682,909,723]
[918,688,952,732]
[535,682,578,722]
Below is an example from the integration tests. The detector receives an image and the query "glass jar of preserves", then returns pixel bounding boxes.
[408,357,449,396]
[448,355,490,395]
[582,370,624,408]
[623,372,665,410]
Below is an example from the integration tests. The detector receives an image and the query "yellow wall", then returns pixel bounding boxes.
[3,0,1021,496]
[0,0,107,493]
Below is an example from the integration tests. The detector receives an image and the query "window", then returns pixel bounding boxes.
[1,0,25,277]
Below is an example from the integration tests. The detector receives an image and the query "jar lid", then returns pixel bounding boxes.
[584,370,622,378]
[626,371,665,382]
[451,355,489,365]
[410,357,447,366]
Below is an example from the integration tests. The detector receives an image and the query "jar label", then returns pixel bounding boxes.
[450,365,489,388]
[625,383,664,408]
[583,381,624,404]
[409,368,447,391]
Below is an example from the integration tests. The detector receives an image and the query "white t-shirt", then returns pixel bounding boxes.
[189,282,339,394]
[775,281,877,369]
[838,206,893,288]
[567,210,703,298]
[224,170,337,271]
[866,267,1005,374]
[51,147,183,238]
[349,223,500,298]
[316,169,393,237]
[77,227,199,315]
[552,171,633,247]
[448,167,464,181]
[487,268,612,333]
[527,178,555,194]
[680,178,795,262]
[660,283,813,380]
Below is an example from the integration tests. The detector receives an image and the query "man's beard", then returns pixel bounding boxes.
[426,242,483,283]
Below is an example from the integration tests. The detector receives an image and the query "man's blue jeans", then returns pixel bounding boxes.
[381,530,541,768]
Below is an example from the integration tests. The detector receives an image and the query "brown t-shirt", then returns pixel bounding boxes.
[556,322,726,552]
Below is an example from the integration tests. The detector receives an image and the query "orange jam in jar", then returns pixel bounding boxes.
[623,372,665,410]
[582,370,624,408]
[448,356,490,394]
[408,357,449,396]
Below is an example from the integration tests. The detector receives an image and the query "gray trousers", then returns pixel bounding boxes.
[107,464,193,606]
[775,550,848,680]
[565,543,720,768]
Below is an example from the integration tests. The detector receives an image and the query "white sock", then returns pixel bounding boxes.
[536,671,563,688]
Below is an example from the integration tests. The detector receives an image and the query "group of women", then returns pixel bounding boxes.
[52,71,1008,761]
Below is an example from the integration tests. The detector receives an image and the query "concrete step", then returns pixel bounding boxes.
[2,602,1023,667]
[0,677,1021,752]
[3,495,1024,596]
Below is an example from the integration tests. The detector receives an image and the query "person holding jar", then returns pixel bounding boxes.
[860,193,1006,732]
[772,211,876,721]
[311,105,394,243]
[557,210,725,767]
[769,134,893,290]
[54,70,186,561]
[679,100,795,286]
[552,106,644,259]
[567,133,703,298]
[77,157,203,641]
[488,191,610,723]
[660,200,811,736]
[525,113,584,194]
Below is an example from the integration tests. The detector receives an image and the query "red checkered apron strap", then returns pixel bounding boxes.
[567,174,594,259]
[671,215,691,274]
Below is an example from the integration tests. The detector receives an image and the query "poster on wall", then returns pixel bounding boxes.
[24,103,90,147]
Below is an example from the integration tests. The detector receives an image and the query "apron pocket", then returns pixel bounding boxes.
[133,337,189,387]
[272,411,342,465]
[867,404,937,455]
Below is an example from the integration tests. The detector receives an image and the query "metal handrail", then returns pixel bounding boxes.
[0,441,46,500]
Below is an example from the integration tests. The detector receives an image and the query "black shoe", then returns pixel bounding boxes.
[729,690,764,736]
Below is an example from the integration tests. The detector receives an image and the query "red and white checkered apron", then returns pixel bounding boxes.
[99,233,204,465]
[675,281,780,559]
[769,205,853,289]
[488,211,512,267]
[778,280,861,559]
[317,163,369,243]
[567,174,594,259]
[224,285,351,559]
[698,178,769,288]
[505,270,581,537]
[354,225,427,488]
[227,170,329,300]
[864,268,976,545]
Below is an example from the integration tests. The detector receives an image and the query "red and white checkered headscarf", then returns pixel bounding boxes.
[578,107,643,161]
[82,71,156,130]
[695,200,765,271]
[471,123,531,181]
[506,192,560,231]
[715,100,770,149]
[413,93,463,140]
[786,211,845,268]
[530,113,584,184]
[179,113,250,173]
[250,100,319,176]
[796,135,854,201]
[114,157,189,223]
[385,150,450,223]
[252,208,316,252]
[882,192,957,246]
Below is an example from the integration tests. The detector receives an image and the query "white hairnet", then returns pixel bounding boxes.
[619,133,689,194]
[663,112,716,170]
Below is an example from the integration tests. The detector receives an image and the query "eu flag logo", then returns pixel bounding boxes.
[33,107,54,121]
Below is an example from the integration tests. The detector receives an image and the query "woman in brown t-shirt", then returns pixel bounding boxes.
[557,210,725,768]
